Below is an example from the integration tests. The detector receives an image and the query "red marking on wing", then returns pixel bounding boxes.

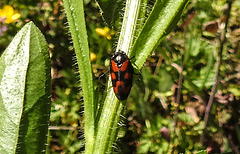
[113,81,124,93]
[120,59,129,72]
[111,72,117,80]
[124,72,132,79]
[111,60,119,72]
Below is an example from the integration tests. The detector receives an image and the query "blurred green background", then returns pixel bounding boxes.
[0,0,239,153]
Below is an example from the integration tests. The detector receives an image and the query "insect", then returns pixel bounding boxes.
[110,50,134,100]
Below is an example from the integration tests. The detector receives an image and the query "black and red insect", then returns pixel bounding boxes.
[110,50,134,100]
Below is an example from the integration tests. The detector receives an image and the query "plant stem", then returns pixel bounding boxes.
[201,0,233,144]
[169,58,184,153]
[117,0,141,54]
[93,0,141,153]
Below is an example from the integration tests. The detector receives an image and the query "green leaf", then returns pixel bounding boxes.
[0,22,51,153]
[132,0,189,69]
[196,150,207,154]
[62,0,95,153]
[96,0,120,28]
[228,84,240,97]
[185,31,216,89]
[177,113,195,125]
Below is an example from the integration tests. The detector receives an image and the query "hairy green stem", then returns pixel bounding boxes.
[93,0,141,153]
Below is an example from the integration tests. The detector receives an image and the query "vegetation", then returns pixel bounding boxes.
[0,0,239,153]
